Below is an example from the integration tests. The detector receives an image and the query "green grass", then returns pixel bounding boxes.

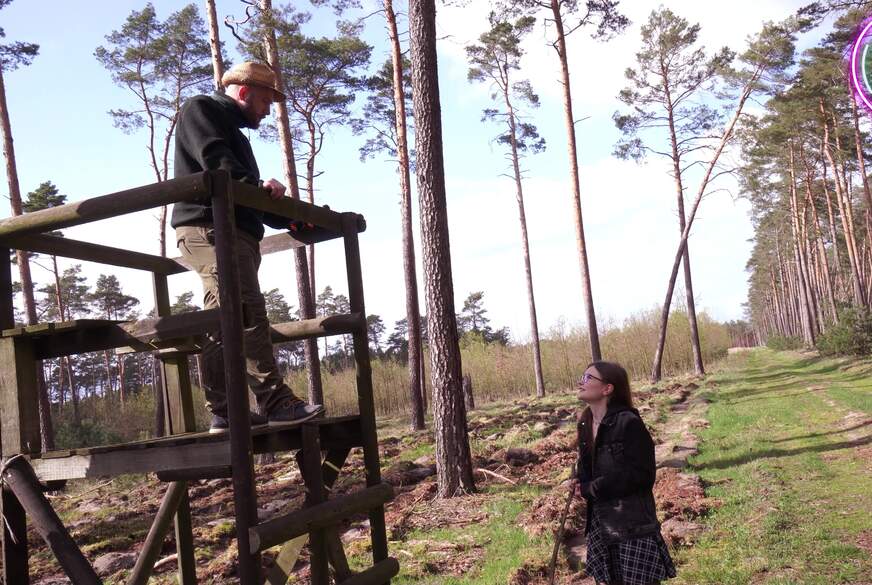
[674,350,872,585]
[391,485,551,585]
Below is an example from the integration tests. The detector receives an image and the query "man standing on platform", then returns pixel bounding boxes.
[171,61,323,433]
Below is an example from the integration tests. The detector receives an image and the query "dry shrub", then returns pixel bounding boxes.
[285,309,730,420]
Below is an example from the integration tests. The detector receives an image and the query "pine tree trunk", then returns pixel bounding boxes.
[850,93,872,258]
[103,350,114,398]
[504,96,545,398]
[204,0,225,92]
[119,355,126,409]
[549,1,601,361]
[66,356,79,426]
[831,111,866,300]
[802,148,838,324]
[662,72,704,377]
[408,0,475,497]
[787,142,817,345]
[462,374,474,411]
[821,106,865,308]
[153,355,165,436]
[650,76,757,381]
[385,0,425,431]
[57,358,66,410]
[819,145,844,295]
[260,0,323,405]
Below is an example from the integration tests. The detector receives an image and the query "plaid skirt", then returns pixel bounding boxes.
[585,509,676,585]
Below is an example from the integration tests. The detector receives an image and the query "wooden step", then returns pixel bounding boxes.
[1,310,220,359]
[248,482,394,554]
[2,311,364,359]
[119,312,365,355]
[269,312,365,343]
[28,415,363,482]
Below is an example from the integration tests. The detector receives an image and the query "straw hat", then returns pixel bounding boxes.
[221,61,286,102]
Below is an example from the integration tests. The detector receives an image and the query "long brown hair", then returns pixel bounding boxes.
[578,361,633,451]
[588,360,633,408]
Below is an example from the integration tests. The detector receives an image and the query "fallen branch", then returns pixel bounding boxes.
[153,553,178,571]
[476,467,517,485]
[48,479,114,501]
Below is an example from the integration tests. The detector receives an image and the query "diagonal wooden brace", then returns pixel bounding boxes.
[1,456,101,584]
[127,481,188,585]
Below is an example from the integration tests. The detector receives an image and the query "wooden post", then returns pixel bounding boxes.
[153,272,197,585]
[0,242,28,584]
[2,456,100,584]
[0,242,40,459]
[0,246,14,329]
[264,447,351,585]
[127,480,187,585]
[301,424,328,585]
[1,485,28,584]
[0,337,41,456]
[341,213,388,564]
[340,558,399,585]
[462,374,474,411]
[211,173,260,584]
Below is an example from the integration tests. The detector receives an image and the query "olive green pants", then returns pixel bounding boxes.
[175,225,292,415]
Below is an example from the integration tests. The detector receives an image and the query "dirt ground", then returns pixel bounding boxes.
[28,380,714,584]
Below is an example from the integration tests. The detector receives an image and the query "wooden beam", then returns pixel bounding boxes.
[0,172,211,239]
[231,180,364,235]
[213,174,261,585]
[301,424,329,585]
[339,558,400,585]
[264,447,352,585]
[2,456,100,584]
[21,310,221,360]
[269,313,364,344]
[2,233,188,274]
[264,534,307,585]
[342,212,389,564]
[153,272,197,585]
[326,529,353,582]
[29,418,363,482]
[5,311,361,360]
[248,482,394,554]
[156,466,231,482]
[258,228,343,256]
[0,246,15,329]
[127,481,187,585]
[0,337,42,455]
[1,484,28,584]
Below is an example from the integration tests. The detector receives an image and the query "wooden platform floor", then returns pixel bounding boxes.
[29,415,362,482]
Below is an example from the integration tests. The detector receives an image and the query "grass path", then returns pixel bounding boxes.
[674,350,872,584]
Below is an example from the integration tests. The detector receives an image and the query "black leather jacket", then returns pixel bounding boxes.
[171,93,290,241]
[576,403,659,544]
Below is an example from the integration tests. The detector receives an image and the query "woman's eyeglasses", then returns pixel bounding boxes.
[580,372,604,384]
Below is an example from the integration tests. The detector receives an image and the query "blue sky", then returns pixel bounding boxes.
[1,0,832,342]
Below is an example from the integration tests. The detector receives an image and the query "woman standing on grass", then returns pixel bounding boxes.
[575,361,676,585]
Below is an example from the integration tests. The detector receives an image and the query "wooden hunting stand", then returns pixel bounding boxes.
[0,170,396,584]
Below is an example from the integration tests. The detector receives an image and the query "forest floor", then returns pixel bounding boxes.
[23,349,872,584]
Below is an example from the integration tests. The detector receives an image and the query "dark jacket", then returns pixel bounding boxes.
[576,402,659,544]
[171,93,289,241]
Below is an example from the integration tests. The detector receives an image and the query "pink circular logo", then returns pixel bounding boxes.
[850,19,872,111]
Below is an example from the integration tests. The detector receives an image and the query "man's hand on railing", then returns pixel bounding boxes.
[263,178,287,200]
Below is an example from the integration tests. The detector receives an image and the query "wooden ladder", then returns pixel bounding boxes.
[0,171,396,584]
